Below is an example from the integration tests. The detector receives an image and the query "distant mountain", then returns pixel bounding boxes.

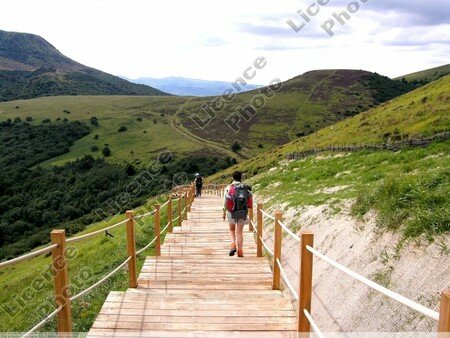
[127,76,264,96]
[394,64,450,85]
[0,30,167,101]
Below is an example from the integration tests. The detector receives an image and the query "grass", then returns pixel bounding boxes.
[0,193,183,332]
[246,141,449,239]
[395,64,450,83]
[210,75,450,182]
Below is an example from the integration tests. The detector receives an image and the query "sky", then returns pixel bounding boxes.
[1,0,449,85]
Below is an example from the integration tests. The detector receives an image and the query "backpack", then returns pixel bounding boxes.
[226,183,253,220]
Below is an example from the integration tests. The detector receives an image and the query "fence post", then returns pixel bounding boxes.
[438,290,450,333]
[256,203,263,257]
[272,211,283,290]
[50,230,72,332]
[154,205,161,256]
[168,197,173,233]
[297,232,314,332]
[248,206,254,233]
[177,195,182,227]
[125,210,137,288]
[183,193,188,220]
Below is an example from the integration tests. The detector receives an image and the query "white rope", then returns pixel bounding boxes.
[66,219,127,244]
[261,209,275,221]
[22,305,63,337]
[172,215,180,222]
[306,245,440,321]
[136,236,158,256]
[0,244,58,269]
[181,207,187,214]
[303,309,325,338]
[70,257,131,301]
[276,258,298,301]
[160,199,170,209]
[278,220,300,242]
[161,222,170,234]
[134,209,156,219]
[260,236,274,256]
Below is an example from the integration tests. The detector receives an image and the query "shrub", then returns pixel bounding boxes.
[25,116,33,122]
[118,126,127,132]
[94,134,99,140]
[90,117,99,126]
[136,117,142,122]
[42,118,51,123]
[102,146,111,157]
[91,146,99,152]
[231,141,241,152]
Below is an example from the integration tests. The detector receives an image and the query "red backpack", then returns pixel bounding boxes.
[226,183,253,219]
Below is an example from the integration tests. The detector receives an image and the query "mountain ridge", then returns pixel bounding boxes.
[0,29,167,100]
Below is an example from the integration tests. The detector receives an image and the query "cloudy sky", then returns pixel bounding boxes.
[1,0,449,84]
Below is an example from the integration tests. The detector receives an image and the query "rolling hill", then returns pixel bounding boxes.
[210,74,450,180]
[126,76,264,96]
[395,64,450,84]
[0,30,167,101]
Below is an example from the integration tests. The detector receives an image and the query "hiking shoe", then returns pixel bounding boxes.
[237,249,244,257]
[229,243,237,256]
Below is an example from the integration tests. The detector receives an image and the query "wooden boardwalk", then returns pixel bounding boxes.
[89,195,298,337]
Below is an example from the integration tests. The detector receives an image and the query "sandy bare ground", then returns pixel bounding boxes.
[257,198,449,332]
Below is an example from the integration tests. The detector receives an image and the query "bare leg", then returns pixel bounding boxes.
[236,224,244,251]
[229,223,236,245]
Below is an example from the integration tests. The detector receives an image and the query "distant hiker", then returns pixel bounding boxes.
[223,171,252,257]
[194,173,203,197]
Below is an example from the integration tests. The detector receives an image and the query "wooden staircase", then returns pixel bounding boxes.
[88,195,298,337]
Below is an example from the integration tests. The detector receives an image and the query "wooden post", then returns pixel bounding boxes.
[183,193,188,220]
[297,232,314,333]
[256,203,263,257]
[438,290,450,333]
[125,210,137,288]
[168,197,173,233]
[272,211,283,290]
[248,206,254,232]
[186,190,190,212]
[154,205,161,256]
[50,230,73,332]
[177,196,182,227]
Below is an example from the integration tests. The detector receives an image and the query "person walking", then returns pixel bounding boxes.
[223,171,252,257]
[194,173,203,198]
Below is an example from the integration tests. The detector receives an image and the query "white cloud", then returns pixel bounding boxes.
[0,0,448,83]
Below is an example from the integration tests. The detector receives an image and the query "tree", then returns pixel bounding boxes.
[102,146,111,157]
[231,141,241,152]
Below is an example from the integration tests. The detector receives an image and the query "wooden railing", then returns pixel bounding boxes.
[0,184,200,336]
[250,200,450,335]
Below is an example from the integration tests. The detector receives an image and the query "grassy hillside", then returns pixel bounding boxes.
[395,64,450,84]
[0,30,167,101]
[178,69,414,156]
[0,95,237,166]
[211,75,450,180]
[0,195,177,332]
[0,70,415,166]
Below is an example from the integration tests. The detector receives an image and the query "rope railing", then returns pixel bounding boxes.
[261,209,275,220]
[306,245,440,321]
[2,184,196,335]
[66,219,127,244]
[246,197,449,334]
[303,309,325,338]
[0,243,58,269]
[70,256,132,302]
[276,258,298,300]
[22,306,63,338]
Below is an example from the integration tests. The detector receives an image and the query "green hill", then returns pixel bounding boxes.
[0,30,167,101]
[211,74,450,180]
[395,64,450,85]
[178,69,415,156]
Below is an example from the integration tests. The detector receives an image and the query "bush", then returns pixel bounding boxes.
[42,118,51,123]
[94,134,99,140]
[102,146,111,157]
[91,146,99,152]
[118,126,127,132]
[231,141,241,152]
[25,116,33,122]
[136,117,142,122]
[90,117,99,127]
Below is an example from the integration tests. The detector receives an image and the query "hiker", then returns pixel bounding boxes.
[223,171,252,257]
[194,173,203,197]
